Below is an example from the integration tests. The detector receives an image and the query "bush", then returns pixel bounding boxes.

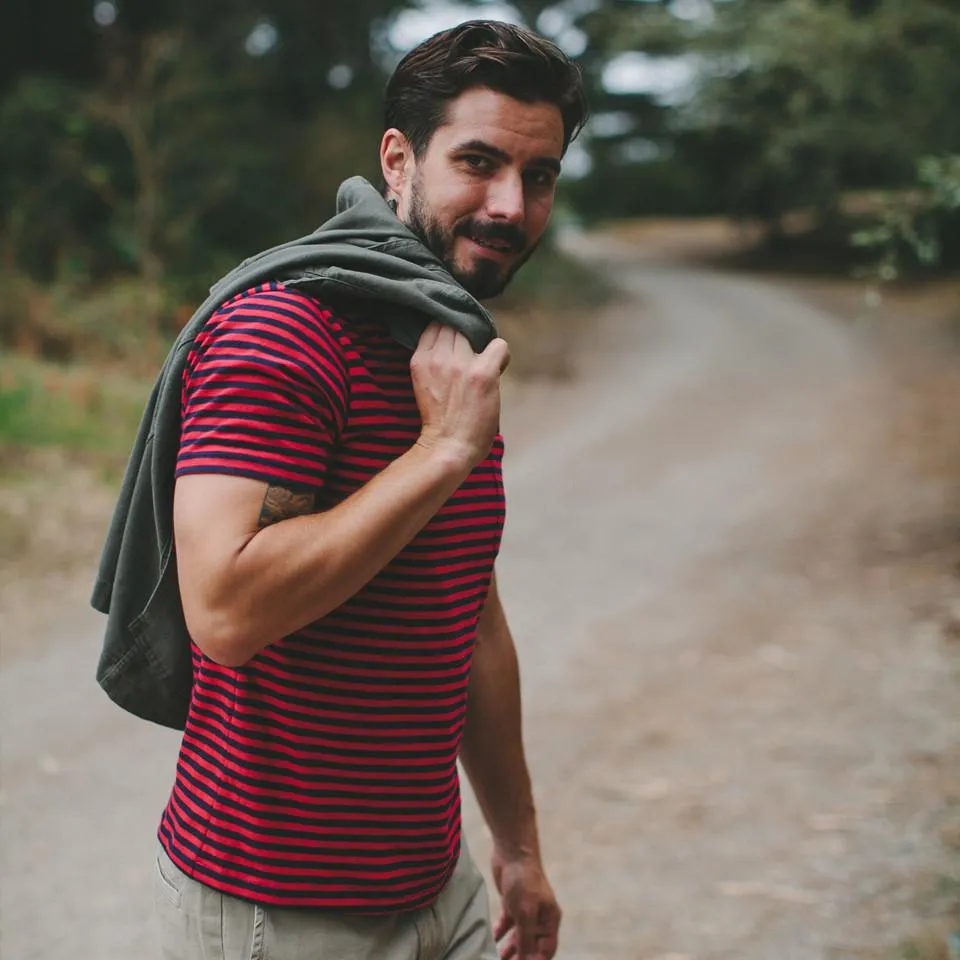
[0,270,183,369]
[0,357,147,472]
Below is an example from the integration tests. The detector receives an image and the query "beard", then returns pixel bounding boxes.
[404,177,538,301]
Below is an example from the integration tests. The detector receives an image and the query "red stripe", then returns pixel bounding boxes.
[164,285,503,909]
[197,669,469,715]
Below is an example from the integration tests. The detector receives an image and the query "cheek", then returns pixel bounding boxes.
[526,196,555,242]
[432,176,489,222]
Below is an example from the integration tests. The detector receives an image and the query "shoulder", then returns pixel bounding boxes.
[209,283,347,355]
[189,283,353,385]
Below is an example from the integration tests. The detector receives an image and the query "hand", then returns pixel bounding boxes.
[491,844,562,960]
[411,323,510,469]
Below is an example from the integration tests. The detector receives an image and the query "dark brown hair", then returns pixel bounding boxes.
[384,20,587,158]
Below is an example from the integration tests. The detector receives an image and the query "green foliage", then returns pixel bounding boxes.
[5,0,960,272]
[920,155,960,219]
[563,0,960,241]
[0,75,110,279]
[0,357,147,462]
[0,3,412,293]
[852,154,960,285]
[687,0,960,226]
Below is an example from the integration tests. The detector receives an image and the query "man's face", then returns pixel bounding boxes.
[386,88,564,300]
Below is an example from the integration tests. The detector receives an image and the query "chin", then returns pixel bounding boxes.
[464,258,517,300]
[461,270,511,301]
[445,257,508,301]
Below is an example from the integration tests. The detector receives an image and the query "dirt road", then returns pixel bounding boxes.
[2,235,958,960]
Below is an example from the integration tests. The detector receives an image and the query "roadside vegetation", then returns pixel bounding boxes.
[0,240,614,481]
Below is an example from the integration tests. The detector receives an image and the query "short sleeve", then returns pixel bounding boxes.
[176,286,349,489]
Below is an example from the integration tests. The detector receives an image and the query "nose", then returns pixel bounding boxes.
[484,170,525,224]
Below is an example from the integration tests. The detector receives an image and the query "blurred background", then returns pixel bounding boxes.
[2,2,960,959]
[2,0,959,376]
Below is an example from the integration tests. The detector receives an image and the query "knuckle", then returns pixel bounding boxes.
[518,898,536,920]
[468,365,488,385]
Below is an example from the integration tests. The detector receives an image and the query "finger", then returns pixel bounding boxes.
[517,915,537,960]
[450,329,478,367]
[494,912,515,941]
[480,337,510,375]
[434,322,459,354]
[500,939,518,960]
[416,322,442,352]
[540,901,561,936]
[534,903,561,960]
[535,932,559,960]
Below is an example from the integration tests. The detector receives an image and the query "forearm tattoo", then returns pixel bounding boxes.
[257,487,316,529]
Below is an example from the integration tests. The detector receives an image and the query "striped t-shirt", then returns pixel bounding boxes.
[157,284,506,911]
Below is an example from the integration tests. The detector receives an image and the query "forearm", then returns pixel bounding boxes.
[460,578,540,859]
[183,440,471,665]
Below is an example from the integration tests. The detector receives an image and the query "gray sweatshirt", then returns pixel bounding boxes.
[91,177,497,729]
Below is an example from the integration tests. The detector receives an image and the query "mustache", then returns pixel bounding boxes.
[456,220,528,252]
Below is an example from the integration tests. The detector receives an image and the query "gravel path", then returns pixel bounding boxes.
[3,235,958,960]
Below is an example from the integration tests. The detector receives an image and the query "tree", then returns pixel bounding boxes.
[0,0,419,293]
[557,0,960,236]
[688,0,960,231]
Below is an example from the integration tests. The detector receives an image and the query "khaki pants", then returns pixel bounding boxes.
[154,844,498,960]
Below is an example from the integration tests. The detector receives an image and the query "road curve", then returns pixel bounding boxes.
[3,234,958,960]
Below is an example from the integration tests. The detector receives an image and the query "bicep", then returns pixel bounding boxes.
[173,474,265,623]
[173,474,316,634]
[174,472,265,562]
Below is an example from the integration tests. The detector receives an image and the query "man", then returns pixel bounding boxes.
[149,19,586,960]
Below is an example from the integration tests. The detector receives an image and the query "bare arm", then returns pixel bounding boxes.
[459,572,540,858]
[175,444,470,666]
[461,573,562,960]
[174,323,509,666]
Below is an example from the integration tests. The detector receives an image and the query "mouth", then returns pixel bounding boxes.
[463,236,519,260]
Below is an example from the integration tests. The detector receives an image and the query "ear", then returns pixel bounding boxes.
[380,129,414,203]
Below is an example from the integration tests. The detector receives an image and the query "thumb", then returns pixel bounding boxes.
[481,336,511,374]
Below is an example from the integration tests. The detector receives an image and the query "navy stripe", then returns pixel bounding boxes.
[162,284,504,910]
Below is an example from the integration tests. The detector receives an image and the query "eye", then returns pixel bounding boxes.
[524,169,557,190]
[461,154,495,174]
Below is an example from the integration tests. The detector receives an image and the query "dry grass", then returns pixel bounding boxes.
[604,215,759,262]
[603,213,960,340]
[0,448,119,662]
[493,306,582,380]
[0,270,176,368]
[0,356,148,469]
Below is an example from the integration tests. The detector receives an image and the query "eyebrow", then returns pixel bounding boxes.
[452,138,562,176]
